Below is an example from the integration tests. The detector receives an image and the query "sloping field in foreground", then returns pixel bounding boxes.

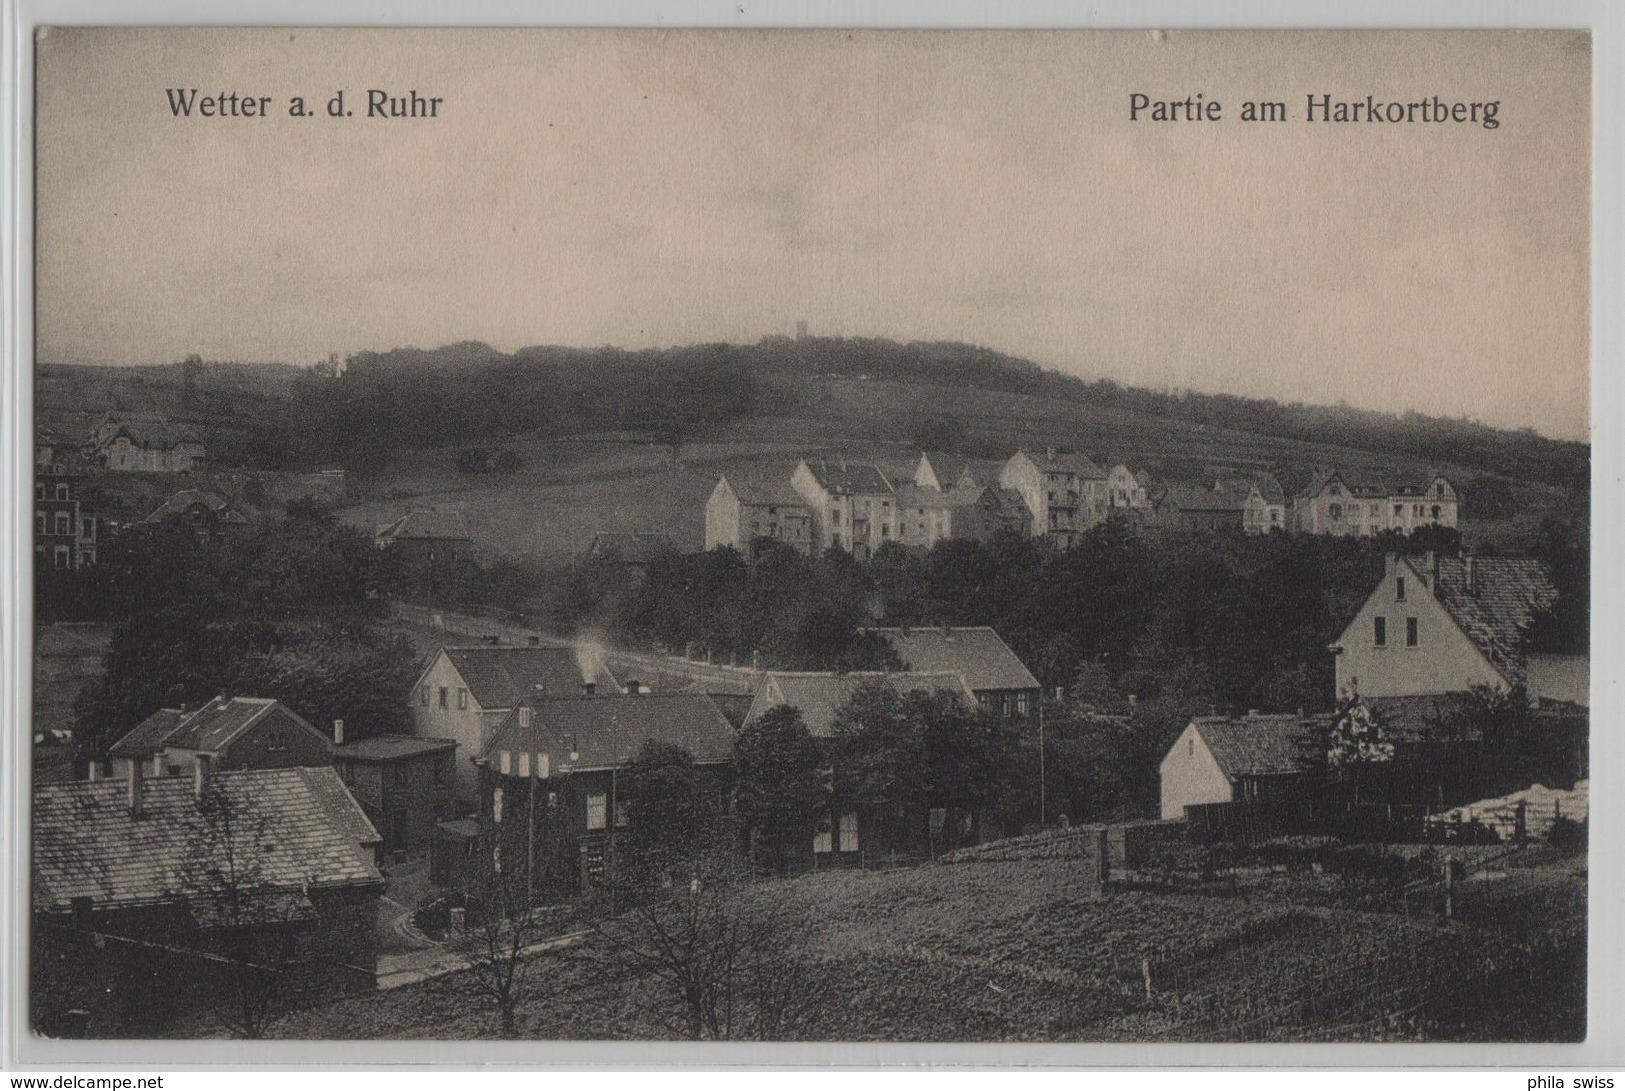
[270,851,1584,1042]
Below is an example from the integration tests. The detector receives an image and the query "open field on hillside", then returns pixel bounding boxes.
[267,847,1585,1042]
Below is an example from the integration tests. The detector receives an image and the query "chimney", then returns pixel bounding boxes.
[193,753,212,800]
[1384,553,1397,578]
[1428,551,1442,597]
[1465,553,1479,597]
[333,719,346,746]
[127,759,144,820]
[87,761,102,783]
[581,682,596,697]
[751,649,762,670]
[625,679,642,695]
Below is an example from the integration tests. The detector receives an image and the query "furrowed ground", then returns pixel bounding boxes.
[270,847,1585,1042]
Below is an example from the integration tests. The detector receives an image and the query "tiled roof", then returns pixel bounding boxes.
[868,626,1040,693]
[918,453,970,490]
[1416,556,1557,685]
[1021,448,1106,479]
[33,767,382,915]
[956,459,1009,490]
[1219,475,1286,505]
[725,476,807,508]
[90,415,202,452]
[588,531,675,564]
[1191,715,1321,779]
[745,670,977,738]
[894,483,959,510]
[108,709,187,759]
[143,489,249,525]
[333,733,458,763]
[803,459,894,496]
[376,509,472,543]
[439,646,621,708]
[1160,484,1244,513]
[106,698,326,759]
[482,693,735,772]
[1299,466,1390,500]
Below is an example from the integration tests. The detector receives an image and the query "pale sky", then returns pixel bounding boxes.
[36,28,1590,440]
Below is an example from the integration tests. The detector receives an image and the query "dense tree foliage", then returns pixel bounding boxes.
[732,707,826,877]
[71,501,416,757]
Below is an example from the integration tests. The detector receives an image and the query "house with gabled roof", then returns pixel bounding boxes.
[32,762,382,1035]
[107,696,334,781]
[143,488,253,540]
[468,693,736,899]
[88,413,206,473]
[409,645,622,803]
[1159,713,1322,819]
[374,508,473,564]
[1000,447,1108,548]
[865,626,1041,721]
[1331,552,1564,702]
[791,458,898,559]
[1217,474,1287,534]
[1291,467,1459,537]
[1152,483,1246,533]
[704,474,814,556]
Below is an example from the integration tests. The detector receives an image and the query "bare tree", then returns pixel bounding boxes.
[450,856,556,1038]
[179,782,300,1039]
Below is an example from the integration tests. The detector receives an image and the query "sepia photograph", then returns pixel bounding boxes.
[22,26,1591,1047]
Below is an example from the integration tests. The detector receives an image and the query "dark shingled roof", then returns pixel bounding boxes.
[482,693,735,772]
[33,767,381,914]
[90,414,203,452]
[868,626,1039,693]
[1020,448,1106,480]
[588,531,675,564]
[438,646,621,708]
[108,709,187,759]
[724,475,808,508]
[744,671,977,738]
[1190,715,1321,779]
[803,459,894,496]
[376,509,473,543]
[143,489,250,525]
[333,734,458,763]
[107,698,328,759]
[1413,556,1558,685]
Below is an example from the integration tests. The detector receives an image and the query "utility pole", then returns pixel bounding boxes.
[1038,700,1047,827]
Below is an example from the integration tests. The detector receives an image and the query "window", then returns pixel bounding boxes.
[1436,482,1447,498]
[1188,737,1195,757]
[812,814,833,854]
[492,786,504,822]
[54,512,70,535]
[265,728,288,751]
[34,483,43,500]
[839,812,860,853]
[35,511,45,535]
[518,706,533,728]
[457,687,468,710]
[56,484,69,500]
[420,685,430,707]
[586,793,608,831]
[53,546,69,569]
[518,752,530,778]
[1432,505,1442,519]
[1394,504,1404,517]
[1396,577,1406,601]
[438,686,449,709]
[1373,616,1387,647]
[499,750,512,775]
[1406,617,1419,647]
[1016,692,1030,716]
[1329,503,1342,521]
[615,798,629,828]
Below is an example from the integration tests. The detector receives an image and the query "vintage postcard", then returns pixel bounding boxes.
[21,26,1591,1049]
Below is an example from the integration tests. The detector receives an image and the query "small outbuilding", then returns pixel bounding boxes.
[1159,713,1321,820]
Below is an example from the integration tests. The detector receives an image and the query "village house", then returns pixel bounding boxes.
[88,413,206,473]
[1331,552,1569,702]
[1220,475,1288,534]
[1159,713,1322,820]
[408,645,623,804]
[331,725,458,860]
[1000,447,1108,548]
[790,458,898,559]
[740,669,982,864]
[898,455,1032,547]
[866,625,1042,722]
[468,692,736,899]
[106,696,335,781]
[34,456,98,571]
[1152,483,1246,533]
[142,488,253,540]
[32,762,382,1036]
[374,508,473,564]
[704,475,814,556]
[1290,468,1459,537]
[1104,464,1152,513]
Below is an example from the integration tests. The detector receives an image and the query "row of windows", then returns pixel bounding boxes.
[35,483,72,500]
[1373,615,1420,648]
[1328,502,1446,521]
[813,812,861,854]
[417,684,470,709]
[35,511,95,537]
